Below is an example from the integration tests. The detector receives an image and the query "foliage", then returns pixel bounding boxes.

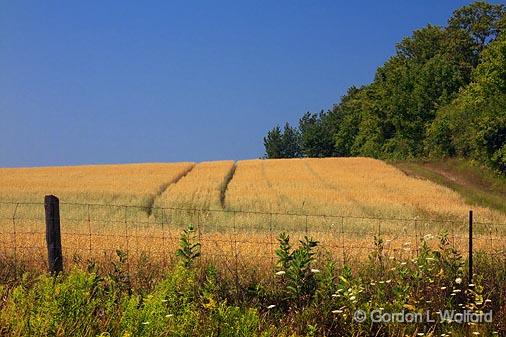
[1,228,504,336]
[262,1,506,174]
[263,123,301,159]
[176,224,201,268]
[275,233,319,303]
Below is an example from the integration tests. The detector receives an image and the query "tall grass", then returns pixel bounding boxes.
[0,228,504,336]
[226,158,505,222]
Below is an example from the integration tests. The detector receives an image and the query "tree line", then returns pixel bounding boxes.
[263,1,506,173]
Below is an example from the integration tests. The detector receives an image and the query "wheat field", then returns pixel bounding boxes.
[0,158,504,269]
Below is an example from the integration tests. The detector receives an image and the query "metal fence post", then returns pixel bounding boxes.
[45,195,63,274]
[468,210,473,285]
[11,203,19,269]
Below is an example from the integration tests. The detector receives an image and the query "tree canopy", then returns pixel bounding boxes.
[263,1,506,173]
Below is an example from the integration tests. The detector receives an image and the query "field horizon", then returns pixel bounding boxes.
[1,157,504,220]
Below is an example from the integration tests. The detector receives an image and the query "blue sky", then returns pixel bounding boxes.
[0,0,478,167]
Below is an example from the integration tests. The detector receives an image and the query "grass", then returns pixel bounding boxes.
[392,158,506,215]
[0,227,504,337]
[226,158,504,222]
[0,158,505,271]
[154,160,235,210]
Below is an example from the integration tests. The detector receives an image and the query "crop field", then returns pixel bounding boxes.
[0,158,504,270]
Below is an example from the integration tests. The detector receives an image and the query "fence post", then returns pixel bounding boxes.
[468,210,473,286]
[44,195,63,274]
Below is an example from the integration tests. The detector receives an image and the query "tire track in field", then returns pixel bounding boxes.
[146,164,195,216]
[220,161,237,209]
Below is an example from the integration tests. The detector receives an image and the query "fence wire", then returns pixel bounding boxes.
[0,200,505,276]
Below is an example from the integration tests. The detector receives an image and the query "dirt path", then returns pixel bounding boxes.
[393,159,506,214]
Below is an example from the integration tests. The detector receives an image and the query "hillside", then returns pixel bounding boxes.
[0,158,503,223]
[393,159,506,214]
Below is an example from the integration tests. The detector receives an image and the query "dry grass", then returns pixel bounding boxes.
[0,162,194,220]
[154,160,235,210]
[0,158,504,271]
[0,162,194,205]
[225,157,505,222]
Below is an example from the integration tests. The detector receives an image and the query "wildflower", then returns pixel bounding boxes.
[267,304,276,309]
[455,277,462,284]
[311,268,320,273]
[275,270,286,276]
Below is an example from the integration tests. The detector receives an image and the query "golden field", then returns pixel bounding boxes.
[226,158,503,221]
[0,158,504,269]
[154,160,235,210]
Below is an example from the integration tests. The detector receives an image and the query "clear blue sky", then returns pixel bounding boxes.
[1,0,478,167]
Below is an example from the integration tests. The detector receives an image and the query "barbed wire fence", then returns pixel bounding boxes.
[0,196,505,282]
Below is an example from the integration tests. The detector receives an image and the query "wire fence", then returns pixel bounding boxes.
[0,199,505,276]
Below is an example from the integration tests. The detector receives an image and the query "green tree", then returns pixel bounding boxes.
[263,126,283,159]
[261,1,506,173]
[281,122,301,158]
[448,1,505,53]
[298,111,336,157]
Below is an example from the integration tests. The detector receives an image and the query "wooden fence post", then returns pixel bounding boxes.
[45,195,63,274]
